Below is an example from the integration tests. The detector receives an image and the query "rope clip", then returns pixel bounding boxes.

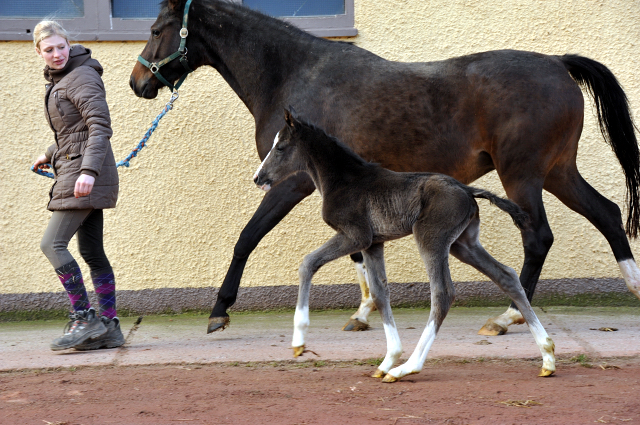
[167,90,179,107]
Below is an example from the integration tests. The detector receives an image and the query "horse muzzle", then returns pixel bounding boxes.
[129,67,160,99]
[253,173,272,192]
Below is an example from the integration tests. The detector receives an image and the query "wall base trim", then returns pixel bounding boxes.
[1,277,635,314]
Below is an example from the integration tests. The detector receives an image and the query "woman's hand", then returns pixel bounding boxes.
[74,174,95,198]
[33,154,50,170]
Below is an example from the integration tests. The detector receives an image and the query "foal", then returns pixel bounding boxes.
[254,110,556,382]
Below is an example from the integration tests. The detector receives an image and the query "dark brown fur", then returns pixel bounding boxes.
[130,0,639,330]
[253,111,554,380]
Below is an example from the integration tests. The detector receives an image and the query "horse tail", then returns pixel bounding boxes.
[468,187,529,231]
[560,54,640,238]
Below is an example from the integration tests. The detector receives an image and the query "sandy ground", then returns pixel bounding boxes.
[1,306,639,424]
[1,357,639,425]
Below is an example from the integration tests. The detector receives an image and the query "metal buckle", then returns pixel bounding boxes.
[149,63,159,74]
[168,90,180,106]
[180,28,188,38]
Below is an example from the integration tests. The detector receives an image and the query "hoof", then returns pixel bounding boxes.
[207,316,230,334]
[342,318,370,331]
[382,373,399,383]
[538,368,555,377]
[371,368,385,379]
[477,320,507,336]
[293,345,305,357]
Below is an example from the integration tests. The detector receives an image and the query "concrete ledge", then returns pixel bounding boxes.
[0,277,633,314]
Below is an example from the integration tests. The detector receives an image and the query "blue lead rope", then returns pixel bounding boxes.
[31,90,180,179]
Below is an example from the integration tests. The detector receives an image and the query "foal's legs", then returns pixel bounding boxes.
[293,233,369,355]
[478,182,553,336]
[383,237,457,382]
[451,218,556,376]
[361,244,403,380]
[544,165,640,297]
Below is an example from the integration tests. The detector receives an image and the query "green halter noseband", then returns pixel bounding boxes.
[138,0,194,92]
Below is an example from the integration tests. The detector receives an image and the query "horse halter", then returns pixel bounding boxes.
[137,0,194,92]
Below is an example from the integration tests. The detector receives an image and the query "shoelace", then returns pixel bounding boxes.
[62,312,88,335]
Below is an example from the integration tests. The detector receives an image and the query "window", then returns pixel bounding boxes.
[111,0,160,19]
[0,0,85,19]
[242,0,356,37]
[0,0,356,41]
[0,0,159,41]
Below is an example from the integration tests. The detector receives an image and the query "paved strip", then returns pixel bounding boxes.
[1,306,638,371]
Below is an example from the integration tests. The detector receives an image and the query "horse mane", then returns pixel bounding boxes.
[295,118,379,170]
[162,0,321,43]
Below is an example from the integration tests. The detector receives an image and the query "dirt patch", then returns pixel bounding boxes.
[1,356,639,425]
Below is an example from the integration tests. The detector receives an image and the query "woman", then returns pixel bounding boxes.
[32,21,123,351]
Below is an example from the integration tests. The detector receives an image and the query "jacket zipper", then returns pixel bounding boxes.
[54,91,65,116]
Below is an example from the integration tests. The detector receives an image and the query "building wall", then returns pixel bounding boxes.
[1,0,639,311]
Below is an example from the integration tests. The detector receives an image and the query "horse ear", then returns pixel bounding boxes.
[284,108,296,128]
[167,0,183,12]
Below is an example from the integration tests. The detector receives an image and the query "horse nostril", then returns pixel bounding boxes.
[253,173,259,184]
[129,75,139,96]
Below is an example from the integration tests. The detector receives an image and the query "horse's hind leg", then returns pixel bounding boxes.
[361,244,403,380]
[342,253,377,331]
[383,192,478,382]
[544,165,640,298]
[451,218,556,377]
[384,238,457,383]
[477,183,552,336]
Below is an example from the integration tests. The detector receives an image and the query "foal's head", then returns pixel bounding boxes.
[253,109,307,192]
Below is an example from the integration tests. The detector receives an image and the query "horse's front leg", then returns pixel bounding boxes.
[293,233,368,356]
[342,253,377,331]
[208,173,315,333]
[359,244,403,379]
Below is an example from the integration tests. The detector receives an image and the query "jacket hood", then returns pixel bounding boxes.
[44,44,103,84]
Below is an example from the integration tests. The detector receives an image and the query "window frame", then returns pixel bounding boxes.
[0,0,356,41]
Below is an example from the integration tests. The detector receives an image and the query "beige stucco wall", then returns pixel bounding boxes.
[1,0,639,297]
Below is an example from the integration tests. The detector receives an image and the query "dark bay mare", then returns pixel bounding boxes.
[130,0,640,335]
[253,110,556,382]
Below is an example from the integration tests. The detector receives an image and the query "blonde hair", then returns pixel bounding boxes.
[33,20,70,50]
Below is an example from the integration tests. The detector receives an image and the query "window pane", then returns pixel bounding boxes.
[111,0,161,19]
[0,0,84,18]
[243,0,345,17]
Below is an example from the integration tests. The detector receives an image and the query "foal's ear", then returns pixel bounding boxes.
[284,108,297,128]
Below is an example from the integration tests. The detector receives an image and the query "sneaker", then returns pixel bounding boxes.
[50,308,108,351]
[74,316,125,350]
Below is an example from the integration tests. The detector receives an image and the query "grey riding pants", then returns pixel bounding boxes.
[40,209,112,272]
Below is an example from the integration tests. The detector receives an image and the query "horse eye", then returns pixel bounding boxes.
[152,29,160,38]
[276,145,285,152]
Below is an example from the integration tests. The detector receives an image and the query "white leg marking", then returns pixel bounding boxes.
[619,259,640,298]
[493,306,525,328]
[378,322,403,373]
[253,132,280,190]
[292,305,309,348]
[388,320,437,379]
[526,318,556,374]
[351,263,375,322]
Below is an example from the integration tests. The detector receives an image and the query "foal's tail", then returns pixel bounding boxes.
[468,187,529,231]
[561,54,640,238]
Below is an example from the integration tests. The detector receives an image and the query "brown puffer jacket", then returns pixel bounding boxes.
[43,45,118,210]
